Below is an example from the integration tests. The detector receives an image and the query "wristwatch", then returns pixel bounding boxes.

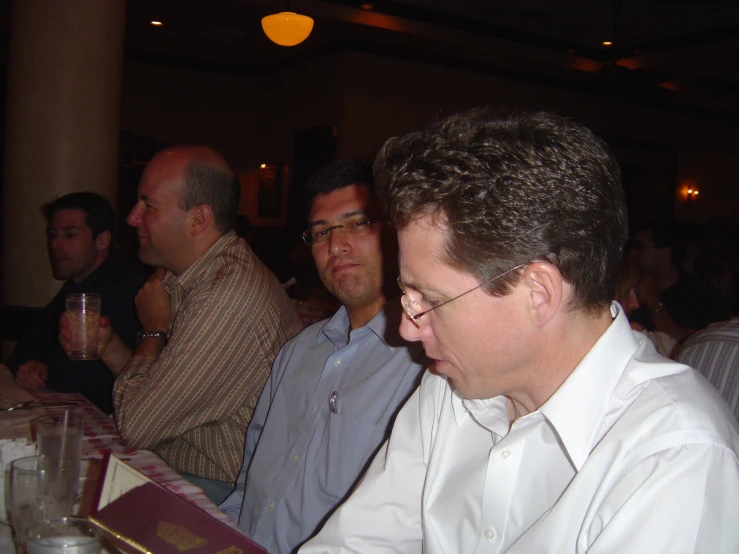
[135,329,169,345]
[649,302,665,315]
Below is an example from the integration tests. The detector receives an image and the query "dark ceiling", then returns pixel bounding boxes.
[4,0,739,122]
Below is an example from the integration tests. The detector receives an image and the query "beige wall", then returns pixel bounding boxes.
[339,52,739,223]
[119,51,739,225]
[120,54,346,226]
[120,62,260,167]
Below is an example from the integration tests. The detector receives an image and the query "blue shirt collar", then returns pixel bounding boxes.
[318,297,405,351]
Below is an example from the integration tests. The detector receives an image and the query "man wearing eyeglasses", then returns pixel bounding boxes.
[301,110,739,553]
[219,160,426,553]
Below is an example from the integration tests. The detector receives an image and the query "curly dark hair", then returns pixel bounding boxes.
[374,108,628,312]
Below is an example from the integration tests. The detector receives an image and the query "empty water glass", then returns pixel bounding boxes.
[9,456,76,554]
[27,517,102,554]
[35,413,84,500]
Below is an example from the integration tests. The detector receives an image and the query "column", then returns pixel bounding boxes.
[1,0,126,356]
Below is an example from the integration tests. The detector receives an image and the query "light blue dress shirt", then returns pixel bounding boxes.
[219,300,427,553]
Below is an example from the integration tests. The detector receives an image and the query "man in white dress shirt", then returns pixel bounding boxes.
[300,109,739,553]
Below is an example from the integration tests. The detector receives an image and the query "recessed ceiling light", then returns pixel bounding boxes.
[150,21,163,27]
[602,41,612,46]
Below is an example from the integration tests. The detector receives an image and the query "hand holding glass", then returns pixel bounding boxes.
[64,294,101,360]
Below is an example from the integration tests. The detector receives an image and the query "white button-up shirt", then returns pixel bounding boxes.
[301,304,739,553]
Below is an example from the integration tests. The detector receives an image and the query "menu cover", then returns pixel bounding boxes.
[90,453,267,554]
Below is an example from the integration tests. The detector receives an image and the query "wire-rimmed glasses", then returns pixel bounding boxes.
[302,216,381,246]
[397,264,528,327]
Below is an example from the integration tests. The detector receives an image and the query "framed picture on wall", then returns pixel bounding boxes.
[258,163,283,218]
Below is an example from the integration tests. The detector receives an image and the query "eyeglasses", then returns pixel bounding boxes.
[397,264,528,328]
[302,216,381,246]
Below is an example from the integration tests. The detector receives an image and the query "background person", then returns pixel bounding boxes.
[629,223,718,340]
[62,146,303,502]
[3,192,145,413]
[615,257,680,357]
[678,311,739,420]
[219,160,427,553]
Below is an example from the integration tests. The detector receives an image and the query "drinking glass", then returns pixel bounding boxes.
[8,456,76,554]
[35,413,84,500]
[27,517,102,554]
[65,294,101,360]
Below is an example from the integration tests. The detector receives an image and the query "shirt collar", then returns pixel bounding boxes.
[66,255,115,292]
[319,298,403,350]
[452,391,510,435]
[539,302,638,470]
[163,231,235,293]
[449,302,642,466]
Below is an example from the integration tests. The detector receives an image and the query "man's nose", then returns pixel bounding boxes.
[328,227,351,257]
[399,310,427,343]
[127,203,143,227]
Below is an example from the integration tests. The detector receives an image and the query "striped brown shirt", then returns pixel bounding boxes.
[114,231,303,483]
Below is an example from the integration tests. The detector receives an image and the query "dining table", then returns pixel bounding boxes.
[0,367,238,552]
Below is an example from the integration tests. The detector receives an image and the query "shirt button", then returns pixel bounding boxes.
[292,454,299,462]
[268,501,275,510]
[312,405,317,412]
[334,359,341,366]
[500,449,511,459]
[484,528,496,541]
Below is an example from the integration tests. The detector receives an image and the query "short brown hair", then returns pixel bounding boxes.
[180,161,240,233]
[375,108,628,312]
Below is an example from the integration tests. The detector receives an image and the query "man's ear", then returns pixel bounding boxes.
[522,262,564,328]
[189,205,214,236]
[95,230,111,251]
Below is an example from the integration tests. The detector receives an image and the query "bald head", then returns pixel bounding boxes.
[147,146,241,233]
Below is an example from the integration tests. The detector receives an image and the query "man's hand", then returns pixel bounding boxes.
[59,313,114,358]
[15,360,48,390]
[634,273,689,342]
[135,268,171,331]
[634,273,661,310]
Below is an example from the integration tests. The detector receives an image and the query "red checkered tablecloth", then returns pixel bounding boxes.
[0,390,237,529]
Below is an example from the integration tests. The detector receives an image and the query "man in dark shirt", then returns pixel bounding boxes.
[630,224,717,340]
[1,192,146,413]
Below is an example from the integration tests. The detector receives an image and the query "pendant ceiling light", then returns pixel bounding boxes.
[262,1,314,47]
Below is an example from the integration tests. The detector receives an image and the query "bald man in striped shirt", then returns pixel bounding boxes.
[63,146,302,502]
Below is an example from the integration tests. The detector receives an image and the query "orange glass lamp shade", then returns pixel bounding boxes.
[261,12,314,46]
